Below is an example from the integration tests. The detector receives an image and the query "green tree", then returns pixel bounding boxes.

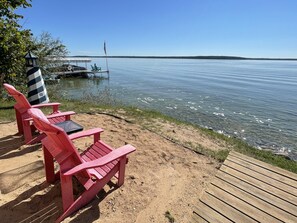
[0,0,33,93]
[31,31,68,74]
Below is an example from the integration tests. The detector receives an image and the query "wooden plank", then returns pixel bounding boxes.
[216,170,297,216]
[211,177,297,222]
[227,155,297,189]
[191,213,208,223]
[206,184,283,223]
[193,152,297,222]
[200,191,255,222]
[193,198,232,223]
[230,151,297,181]
[224,159,297,197]
[220,164,297,206]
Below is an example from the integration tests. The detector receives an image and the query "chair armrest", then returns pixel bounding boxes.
[69,128,104,141]
[46,111,75,119]
[32,102,61,113]
[23,111,75,122]
[63,144,136,176]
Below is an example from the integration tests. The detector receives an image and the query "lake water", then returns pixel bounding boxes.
[50,58,297,160]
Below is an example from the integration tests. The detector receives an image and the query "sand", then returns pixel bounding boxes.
[0,113,222,222]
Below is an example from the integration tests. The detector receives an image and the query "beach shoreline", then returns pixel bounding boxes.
[0,112,221,222]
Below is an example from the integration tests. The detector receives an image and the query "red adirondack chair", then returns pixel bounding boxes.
[28,108,136,222]
[3,83,75,144]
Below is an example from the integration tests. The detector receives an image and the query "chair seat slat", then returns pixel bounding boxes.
[87,148,116,171]
[89,143,117,169]
[84,150,112,174]
[81,153,107,179]
[93,142,118,166]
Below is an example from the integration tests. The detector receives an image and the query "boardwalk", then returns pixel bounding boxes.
[192,151,297,223]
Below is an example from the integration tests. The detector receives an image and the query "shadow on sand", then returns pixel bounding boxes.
[0,130,119,222]
[0,134,41,159]
[0,133,24,150]
[0,163,118,222]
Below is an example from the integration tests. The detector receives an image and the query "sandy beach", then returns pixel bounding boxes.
[0,112,223,222]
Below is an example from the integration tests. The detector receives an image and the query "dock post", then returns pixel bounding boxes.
[104,41,110,79]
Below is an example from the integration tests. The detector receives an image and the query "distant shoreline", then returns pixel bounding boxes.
[70,55,297,61]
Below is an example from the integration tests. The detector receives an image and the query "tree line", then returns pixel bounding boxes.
[0,0,68,95]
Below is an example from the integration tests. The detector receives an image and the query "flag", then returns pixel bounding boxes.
[104,41,107,55]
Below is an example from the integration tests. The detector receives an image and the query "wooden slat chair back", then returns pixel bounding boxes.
[3,83,75,144]
[4,83,32,112]
[30,109,91,183]
[28,108,136,223]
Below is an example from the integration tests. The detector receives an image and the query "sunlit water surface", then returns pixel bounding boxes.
[49,59,297,160]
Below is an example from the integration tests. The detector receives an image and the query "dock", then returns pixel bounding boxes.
[47,57,110,79]
[192,151,297,223]
[54,69,109,78]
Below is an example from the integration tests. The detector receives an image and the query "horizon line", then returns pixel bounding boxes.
[68,55,297,60]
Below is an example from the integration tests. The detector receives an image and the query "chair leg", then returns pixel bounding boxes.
[43,147,56,183]
[56,168,118,223]
[60,174,74,212]
[52,104,60,113]
[23,120,33,144]
[93,132,100,144]
[117,156,127,186]
[15,109,23,134]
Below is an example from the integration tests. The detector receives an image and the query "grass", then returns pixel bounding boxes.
[1,94,297,174]
[0,100,15,122]
[164,211,175,223]
[199,127,297,173]
[193,144,230,162]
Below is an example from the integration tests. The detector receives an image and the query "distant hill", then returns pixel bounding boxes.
[70,55,297,61]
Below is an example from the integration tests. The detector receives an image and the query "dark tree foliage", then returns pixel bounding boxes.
[0,0,33,93]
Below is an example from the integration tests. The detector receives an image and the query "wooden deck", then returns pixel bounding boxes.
[192,151,297,223]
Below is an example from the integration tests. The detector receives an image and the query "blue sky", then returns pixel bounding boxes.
[18,0,297,58]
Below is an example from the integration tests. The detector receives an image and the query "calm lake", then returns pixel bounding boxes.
[50,58,297,160]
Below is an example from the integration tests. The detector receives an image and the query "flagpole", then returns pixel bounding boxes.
[104,41,109,78]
